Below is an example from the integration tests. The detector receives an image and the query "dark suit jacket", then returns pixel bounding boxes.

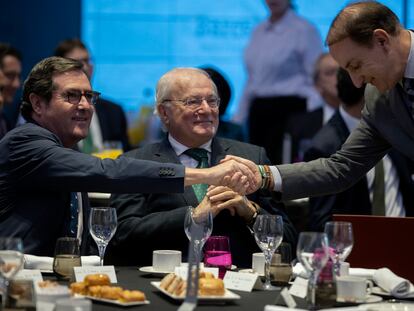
[108,137,297,268]
[304,110,414,231]
[95,98,130,151]
[0,122,185,256]
[285,107,324,162]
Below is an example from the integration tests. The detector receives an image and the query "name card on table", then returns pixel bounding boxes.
[223,271,262,292]
[74,265,117,283]
[174,266,219,279]
[288,276,308,298]
[15,269,43,282]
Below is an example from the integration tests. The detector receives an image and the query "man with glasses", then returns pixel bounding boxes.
[0,58,257,256]
[107,68,297,268]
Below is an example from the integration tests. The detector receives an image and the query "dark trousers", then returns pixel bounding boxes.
[248,96,306,164]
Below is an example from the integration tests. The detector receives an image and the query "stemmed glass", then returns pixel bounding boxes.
[253,215,284,290]
[0,238,24,307]
[297,232,329,310]
[89,207,117,266]
[324,221,354,277]
[184,207,213,261]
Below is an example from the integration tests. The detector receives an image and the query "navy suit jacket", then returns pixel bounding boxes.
[95,98,131,151]
[0,122,185,256]
[108,137,297,268]
[304,110,414,231]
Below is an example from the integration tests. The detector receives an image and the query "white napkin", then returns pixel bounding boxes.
[373,268,414,298]
[349,268,376,279]
[264,305,363,311]
[24,254,100,271]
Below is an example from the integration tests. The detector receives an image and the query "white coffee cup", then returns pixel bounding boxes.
[55,298,91,311]
[152,250,182,272]
[252,252,280,275]
[336,275,373,302]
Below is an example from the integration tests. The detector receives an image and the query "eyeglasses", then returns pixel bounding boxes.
[162,96,220,109]
[60,89,101,106]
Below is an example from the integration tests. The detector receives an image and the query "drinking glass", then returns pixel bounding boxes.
[270,242,293,286]
[204,236,232,279]
[89,207,117,266]
[253,215,284,290]
[184,207,213,261]
[0,238,24,307]
[52,237,81,280]
[324,221,354,277]
[297,232,329,310]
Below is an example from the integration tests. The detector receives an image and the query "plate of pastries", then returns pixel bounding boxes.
[152,271,240,302]
[70,273,149,306]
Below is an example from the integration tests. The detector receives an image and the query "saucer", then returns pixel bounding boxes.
[337,294,383,304]
[238,268,264,277]
[139,266,174,275]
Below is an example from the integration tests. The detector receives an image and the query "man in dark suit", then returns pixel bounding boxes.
[304,69,414,231]
[0,57,257,257]
[222,2,414,204]
[285,53,341,162]
[108,68,297,268]
[54,38,130,152]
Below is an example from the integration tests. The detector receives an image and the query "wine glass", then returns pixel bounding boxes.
[0,238,24,307]
[297,232,329,310]
[89,207,117,266]
[253,214,284,290]
[184,207,213,261]
[324,221,354,277]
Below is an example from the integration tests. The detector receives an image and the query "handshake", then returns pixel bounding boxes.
[185,155,273,195]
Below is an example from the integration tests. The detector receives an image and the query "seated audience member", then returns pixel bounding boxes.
[304,69,414,231]
[54,38,131,152]
[0,68,8,138]
[108,68,297,268]
[201,67,246,142]
[0,57,257,257]
[285,53,340,162]
[0,43,22,130]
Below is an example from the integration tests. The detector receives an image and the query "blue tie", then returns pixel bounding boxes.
[184,148,209,202]
[69,192,79,237]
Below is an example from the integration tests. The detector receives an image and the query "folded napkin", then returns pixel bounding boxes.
[24,254,100,271]
[349,268,376,279]
[373,267,414,298]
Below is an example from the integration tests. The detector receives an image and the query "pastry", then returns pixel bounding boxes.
[100,285,123,300]
[69,282,87,295]
[166,275,183,294]
[119,290,146,302]
[199,278,225,296]
[160,273,175,290]
[84,274,110,286]
[87,285,102,297]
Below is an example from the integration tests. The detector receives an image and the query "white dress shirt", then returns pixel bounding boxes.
[168,135,212,168]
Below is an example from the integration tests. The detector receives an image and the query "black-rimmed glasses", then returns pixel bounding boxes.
[60,89,101,106]
[163,96,220,109]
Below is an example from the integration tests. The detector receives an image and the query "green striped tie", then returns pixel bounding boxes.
[184,148,209,202]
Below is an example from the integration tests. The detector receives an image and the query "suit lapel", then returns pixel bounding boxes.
[156,138,199,207]
[389,85,414,138]
[210,137,231,166]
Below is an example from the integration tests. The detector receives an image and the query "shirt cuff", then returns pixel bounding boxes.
[269,166,282,192]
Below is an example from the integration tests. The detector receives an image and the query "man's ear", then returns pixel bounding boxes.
[373,29,391,50]
[28,93,44,116]
[157,104,169,126]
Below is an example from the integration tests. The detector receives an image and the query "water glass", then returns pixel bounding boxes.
[296,232,329,310]
[204,236,232,279]
[0,237,24,307]
[270,242,293,286]
[324,221,354,276]
[52,237,81,280]
[253,215,284,290]
[89,207,117,266]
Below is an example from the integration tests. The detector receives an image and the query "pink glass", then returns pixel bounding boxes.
[203,236,232,279]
